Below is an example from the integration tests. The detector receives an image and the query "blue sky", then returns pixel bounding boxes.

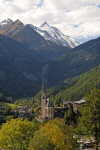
[0,0,100,43]
[75,35,100,43]
[37,0,44,7]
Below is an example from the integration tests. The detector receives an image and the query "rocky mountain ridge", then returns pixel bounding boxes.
[0,19,80,49]
[34,21,80,48]
[0,19,70,59]
[0,19,100,98]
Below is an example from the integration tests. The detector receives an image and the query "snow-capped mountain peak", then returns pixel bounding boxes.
[0,18,13,26]
[0,18,81,48]
[40,21,50,28]
[34,22,81,48]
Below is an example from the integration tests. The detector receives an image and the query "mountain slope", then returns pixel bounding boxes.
[0,34,100,98]
[34,21,80,48]
[0,19,70,59]
[0,20,100,98]
[65,64,100,100]
[0,34,70,97]
[0,19,46,49]
[0,19,24,37]
[35,64,100,105]
[0,34,46,97]
[12,24,47,49]
[45,37,100,87]
[55,64,100,102]
[0,18,13,27]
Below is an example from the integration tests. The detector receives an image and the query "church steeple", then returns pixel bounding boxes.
[42,73,46,93]
[41,74,54,119]
[41,74,46,119]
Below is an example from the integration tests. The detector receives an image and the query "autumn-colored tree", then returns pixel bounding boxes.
[0,118,35,150]
[76,88,100,150]
[29,118,78,150]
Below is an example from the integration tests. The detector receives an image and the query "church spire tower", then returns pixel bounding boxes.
[42,73,46,93]
[41,74,46,119]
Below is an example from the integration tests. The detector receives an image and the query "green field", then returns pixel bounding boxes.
[0,102,17,109]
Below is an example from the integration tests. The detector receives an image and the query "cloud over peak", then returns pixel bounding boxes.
[0,0,100,41]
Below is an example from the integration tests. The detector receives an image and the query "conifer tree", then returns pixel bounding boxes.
[76,88,100,150]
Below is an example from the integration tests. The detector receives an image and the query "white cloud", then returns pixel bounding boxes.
[0,0,100,40]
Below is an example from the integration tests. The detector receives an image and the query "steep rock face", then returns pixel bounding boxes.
[0,19,24,37]
[12,24,48,49]
[33,21,80,48]
[0,19,70,59]
[0,18,13,27]
[0,19,50,49]
[11,24,70,59]
[0,19,80,49]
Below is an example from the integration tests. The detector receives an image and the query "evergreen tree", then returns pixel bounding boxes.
[76,88,100,150]
[64,108,76,125]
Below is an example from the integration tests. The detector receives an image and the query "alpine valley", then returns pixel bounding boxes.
[0,18,100,99]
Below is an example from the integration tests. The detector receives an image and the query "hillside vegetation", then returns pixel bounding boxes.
[36,64,100,105]
[46,37,100,87]
[0,34,100,98]
[63,64,100,101]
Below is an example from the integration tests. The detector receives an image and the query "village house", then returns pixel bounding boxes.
[18,111,30,119]
[63,101,73,109]
[63,99,85,113]
[73,99,85,113]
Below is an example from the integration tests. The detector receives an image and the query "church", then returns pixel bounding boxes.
[41,76,85,120]
[41,76,54,119]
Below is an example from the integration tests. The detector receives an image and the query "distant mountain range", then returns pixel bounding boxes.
[0,18,80,48]
[0,18,100,98]
[31,21,80,48]
[0,19,73,59]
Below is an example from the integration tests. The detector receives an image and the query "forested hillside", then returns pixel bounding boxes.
[0,33,100,98]
[36,64,100,105]
[0,34,44,97]
[45,37,100,87]
[61,64,100,101]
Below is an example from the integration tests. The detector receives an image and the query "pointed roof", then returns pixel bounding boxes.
[42,73,46,93]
